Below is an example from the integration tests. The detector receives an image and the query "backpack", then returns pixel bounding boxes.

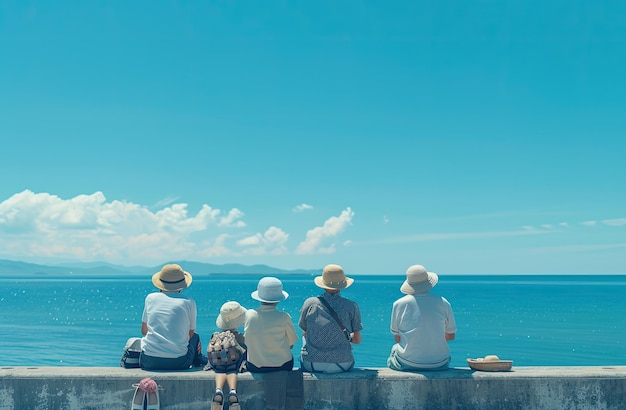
[207,330,245,367]
[120,337,142,368]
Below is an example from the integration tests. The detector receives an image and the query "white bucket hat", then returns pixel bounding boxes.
[314,264,354,290]
[216,301,247,330]
[401,265,438,294]
[251,277,289,303]
[152,264,193,291]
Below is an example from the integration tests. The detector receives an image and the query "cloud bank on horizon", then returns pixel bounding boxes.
[0,190,354,265]
[1,190,624,274]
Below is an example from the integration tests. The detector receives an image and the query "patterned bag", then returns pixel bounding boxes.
[207,330,245,367]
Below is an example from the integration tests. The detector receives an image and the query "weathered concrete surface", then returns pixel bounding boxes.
[1,366,625,409]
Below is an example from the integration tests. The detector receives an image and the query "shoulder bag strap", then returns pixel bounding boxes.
[317,296,351,341]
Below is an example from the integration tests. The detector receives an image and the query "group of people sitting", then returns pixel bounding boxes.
[137,262,456,409]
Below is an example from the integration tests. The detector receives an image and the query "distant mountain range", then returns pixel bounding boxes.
[0,259,321,276]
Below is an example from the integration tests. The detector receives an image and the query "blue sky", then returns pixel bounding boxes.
[1,1,625,274]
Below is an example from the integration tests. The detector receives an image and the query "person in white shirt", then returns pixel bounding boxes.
[387,265,457,371]
[140,264,206,370]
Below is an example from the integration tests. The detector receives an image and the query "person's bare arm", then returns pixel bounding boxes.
[141,322,148,336]
[189,329,195,339]
[445,332,455,341]
[393,333,400,343]
[350,330,362,344]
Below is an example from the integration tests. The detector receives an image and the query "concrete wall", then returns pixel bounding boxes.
[1,366,625,410]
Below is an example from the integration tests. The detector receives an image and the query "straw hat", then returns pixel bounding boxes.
[152,264,193,291]
[314,264,354,290]
[216,301,247,330]
[401,265,438,294]
[251,277,289,303]
[467,355,513,371]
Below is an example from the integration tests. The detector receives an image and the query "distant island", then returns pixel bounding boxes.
[0,259,321,277]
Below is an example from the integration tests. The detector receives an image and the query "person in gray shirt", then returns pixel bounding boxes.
[298,264,363,373]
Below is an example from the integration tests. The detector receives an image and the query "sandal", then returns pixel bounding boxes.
[228,391,241,410]
[146,388,160,410]
[211,390,224,410]
[228,391,239,403]
[132,378,160,410]
[131,384,146,410]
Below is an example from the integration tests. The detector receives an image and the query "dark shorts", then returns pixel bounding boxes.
[140,333,203,371]
[247,357,294,373]
[212,356,245,374]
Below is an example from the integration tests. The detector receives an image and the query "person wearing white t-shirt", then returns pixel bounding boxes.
[140,264,206,370]
[387,265,457,371]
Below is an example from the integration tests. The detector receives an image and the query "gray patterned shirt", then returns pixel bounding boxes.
[298,291,363,363]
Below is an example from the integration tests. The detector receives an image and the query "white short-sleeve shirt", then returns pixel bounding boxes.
[141,292,197,358]
[390,292,456,367]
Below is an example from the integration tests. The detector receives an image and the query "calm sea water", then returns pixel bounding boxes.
[1,274,625,368]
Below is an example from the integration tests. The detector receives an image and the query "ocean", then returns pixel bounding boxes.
[1,274,625,368]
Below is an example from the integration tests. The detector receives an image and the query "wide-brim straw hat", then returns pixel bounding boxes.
[216,301,247,330]
[401,265,438,294]
[152,264,193,291]
[467,355,513,371]
[314,264,354,290]
[251,276,289,303]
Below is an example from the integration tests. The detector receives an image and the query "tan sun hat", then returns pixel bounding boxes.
[152,264,193,291]
[314,264,354,290]
[400,265,438,294]
[467,354,513,371]
[216,301,247,330]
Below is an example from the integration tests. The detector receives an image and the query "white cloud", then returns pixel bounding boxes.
[237,227,289,255]
[238,235,261,246]
[293,204,313,213]
[197,234,233,258]
[0,190,248,264]
[383,216,389,224]
[602,218,626,227]
[295,207,355,254]
[154,203,221,234]
[529,243,626,254]
[559,222,569,227]
[151,196,180,210]
[316,245,336,254]
[581,220,597,227]
[523,224,558,231]
[218,208,246,228]
[368,228,555,245]
[0,190,113,233]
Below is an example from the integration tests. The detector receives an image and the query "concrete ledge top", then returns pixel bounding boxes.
[1,366,625,380]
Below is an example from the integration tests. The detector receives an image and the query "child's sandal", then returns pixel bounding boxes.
[228,391,239,404]
[228,391,241,409]
[211,391,224,410]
